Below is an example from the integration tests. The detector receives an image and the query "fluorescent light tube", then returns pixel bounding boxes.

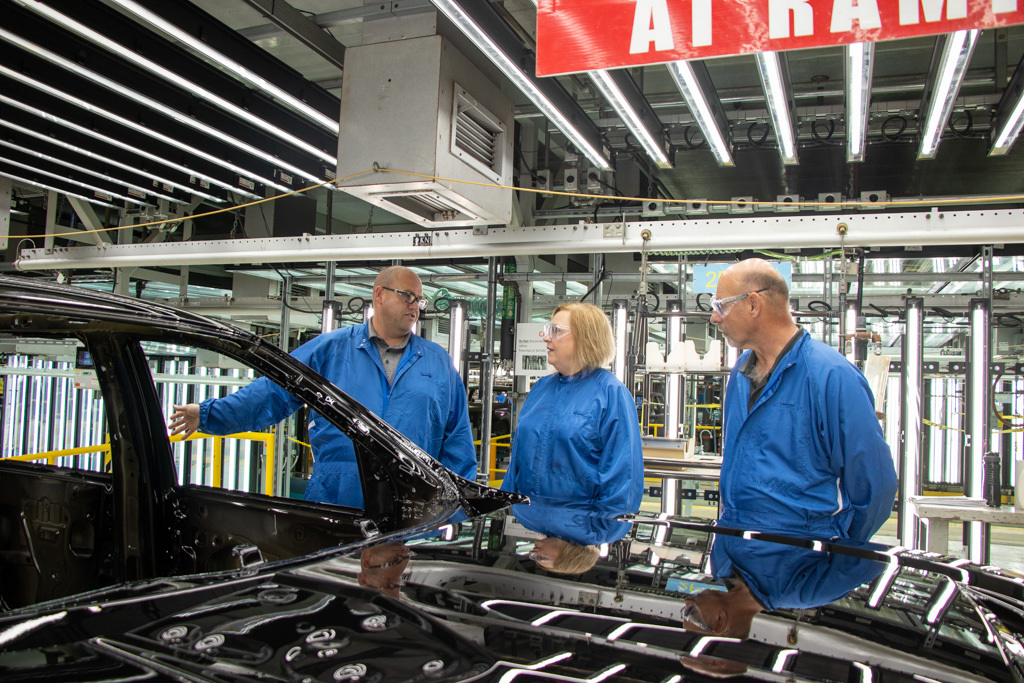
[666,60,733,166]
[0,170,120,209]
[430,0,612,171]
[845,42,874,163]
[0,138,184,205]
[0,74,277,196]
[588,69,671,168]
[0,116,224,203]
[11,2,337,165]
[755,51,798,164]
[105,0,340,133]
[0,154,152,206]
[0,28,322,186]
[919,30,979,159]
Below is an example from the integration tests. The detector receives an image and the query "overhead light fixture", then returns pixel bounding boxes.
[967,297,990,563]
[0,170,119,209]
[588,69,671,168]
[0,155,151,207]
[104,0,339,133]
[0,29,322,186]
[0,75,274,197]
[845,42,875,163]
[429,0,612,171]
[0,138,183,206]
[754,51,798,165]
[9,3,337,166]
[0,117,223,203]
[918,30,979,160]
[665,60,733,166]
[612,300,629,383]
[990,52,1024,155]
[899,297,923,549]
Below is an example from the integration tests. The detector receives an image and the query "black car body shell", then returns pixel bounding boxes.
[0,275,1022,682]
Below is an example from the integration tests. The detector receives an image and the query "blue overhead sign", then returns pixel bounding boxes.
[693,262,793,295]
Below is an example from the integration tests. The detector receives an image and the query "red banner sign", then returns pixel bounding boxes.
[536,0,1024,76]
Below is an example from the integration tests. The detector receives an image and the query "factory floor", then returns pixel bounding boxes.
[639,499,1024,575]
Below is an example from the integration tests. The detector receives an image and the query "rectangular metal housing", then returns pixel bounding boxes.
[336,35,513,227]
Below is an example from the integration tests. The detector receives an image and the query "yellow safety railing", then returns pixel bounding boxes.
[475,433,511,487]
[5,431,276,496]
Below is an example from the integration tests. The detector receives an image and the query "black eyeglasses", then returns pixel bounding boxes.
[381,286,427,310]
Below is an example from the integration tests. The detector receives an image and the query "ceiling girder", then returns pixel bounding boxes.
[239,0,345,70]
[15,209,1024,270]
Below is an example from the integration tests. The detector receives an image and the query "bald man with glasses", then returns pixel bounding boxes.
[708,259,896,551]
[170,265,476,508]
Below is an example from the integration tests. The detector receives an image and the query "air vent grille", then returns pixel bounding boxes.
[375,190,475,224]
[451,86,505,182]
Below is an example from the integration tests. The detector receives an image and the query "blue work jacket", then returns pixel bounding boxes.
[719,330,897,541]
[711,535,885,611]
[501,368,644,515]
[198,322,477,508]
[511,500,632,546]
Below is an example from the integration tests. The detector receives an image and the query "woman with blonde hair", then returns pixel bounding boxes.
[501,302,644,514]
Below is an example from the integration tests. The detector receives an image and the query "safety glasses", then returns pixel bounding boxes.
[709,288,768,317]
[539,323,571,340]
[381,286,427,310]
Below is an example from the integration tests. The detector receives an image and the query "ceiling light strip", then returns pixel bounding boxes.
[0,137,183,205]
[0,154,151,206]
[0,170,120,209]
[845,42,874,163]
[990,52,1024,155]
[0,75,278,196]
[0,28,322,185]
[0,116,223,203]
[588,69,671,168]
[106,0,339,133]
[665,60,733,166]
[11,1,337,164]
[919,30,979,159]
[755,51,798,165]
[430,0,612,171]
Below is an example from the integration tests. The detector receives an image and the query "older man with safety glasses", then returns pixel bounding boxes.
[708,258,896,569]
[170,265,476,508]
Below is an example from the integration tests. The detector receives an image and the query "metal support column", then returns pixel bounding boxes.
[275,276,292,499]
[966,292,993,563]
[590,253,604,305]
[662,299,683,516]
[478,257,498,481]
[899,297,924,548]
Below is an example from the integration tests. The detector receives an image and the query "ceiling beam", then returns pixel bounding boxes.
[240,0,345,70]
[16,208,1024,270]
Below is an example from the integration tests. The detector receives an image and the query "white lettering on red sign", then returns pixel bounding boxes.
[629,0,674,54]
[536,0,1024,76]
[770,0,815,40]
[899,0,967,24]
[831,0,882,33]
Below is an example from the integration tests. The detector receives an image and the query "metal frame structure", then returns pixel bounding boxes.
[16,209,1024,270]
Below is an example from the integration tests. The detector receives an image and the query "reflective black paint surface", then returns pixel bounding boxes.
[1,276,1023,681]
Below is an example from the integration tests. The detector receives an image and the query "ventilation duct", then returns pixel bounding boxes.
[336,35,513,227]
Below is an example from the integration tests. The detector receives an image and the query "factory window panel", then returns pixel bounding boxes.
[0,339,107,471]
